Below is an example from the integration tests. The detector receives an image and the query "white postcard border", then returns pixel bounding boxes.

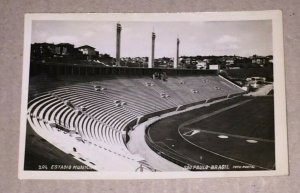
[18,10,288,179]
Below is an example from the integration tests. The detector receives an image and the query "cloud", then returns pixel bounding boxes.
[215,35,238,44]
[214,35,240,51]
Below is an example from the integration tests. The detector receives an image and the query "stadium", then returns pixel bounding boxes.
[24,64,274,172]
[23,22,275,172]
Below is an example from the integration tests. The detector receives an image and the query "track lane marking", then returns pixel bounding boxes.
[179,131,271,170]
[156,141,204,165]
[182,128,274,143]
[177,98,273,170]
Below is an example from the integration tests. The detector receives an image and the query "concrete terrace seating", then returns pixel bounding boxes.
[27,74,244,171]
[52,84,136,130]
[177,75,241,99]
[27,93,143,171]
[97,78,176,116]
[165,77,204,104]
[50,89,132,145]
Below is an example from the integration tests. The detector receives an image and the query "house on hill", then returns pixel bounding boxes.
[77,45,99,60]
[31,43,55,60]
[55,43,75,56]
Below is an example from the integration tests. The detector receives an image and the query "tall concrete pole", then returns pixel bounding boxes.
[174,38,180,69]
[116,23,122,67]
[149,32,156,68]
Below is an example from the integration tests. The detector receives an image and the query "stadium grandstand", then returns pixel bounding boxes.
[24,63,274,172]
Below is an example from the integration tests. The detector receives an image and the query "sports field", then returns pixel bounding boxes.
[146,96,275,171]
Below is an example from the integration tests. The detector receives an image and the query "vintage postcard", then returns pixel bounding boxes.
[18,11,288,179]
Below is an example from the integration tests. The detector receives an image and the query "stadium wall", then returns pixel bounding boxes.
[225,68,273,81]
[30,62,218,77]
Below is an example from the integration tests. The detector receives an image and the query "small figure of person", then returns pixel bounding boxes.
[152,72,159,79]
[157,72,161,80]
[162,72,168,81]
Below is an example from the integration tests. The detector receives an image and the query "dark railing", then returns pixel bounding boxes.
[225,68,273,81]
[30,62,218,77]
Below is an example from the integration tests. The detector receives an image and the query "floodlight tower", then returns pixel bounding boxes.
[149,32,156,68]
[174,38,180,69]
[116,23,122,67]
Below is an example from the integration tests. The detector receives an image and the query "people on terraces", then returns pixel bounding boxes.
[152,71,167,81]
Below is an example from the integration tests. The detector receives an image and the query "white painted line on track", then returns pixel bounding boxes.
[177,98,272,170]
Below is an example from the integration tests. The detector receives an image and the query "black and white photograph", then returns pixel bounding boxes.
[18,11,288,179]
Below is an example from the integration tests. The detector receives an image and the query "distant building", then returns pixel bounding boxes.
[30,42,102,63]
[252,58,266,65]
[250,55,270,67]
[196,61,207,69]
[31,42,78,60]
[77,45,97,60]
[55,43,75,56]
[119,57,148,67]
[225,59,234,66]
[185,58,191,64]
[203,59,211,64]
[31,43,55,59]
[209,64,220,70]
[155,57,174,68]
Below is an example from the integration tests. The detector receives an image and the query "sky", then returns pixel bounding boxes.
[31,20,273,58]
